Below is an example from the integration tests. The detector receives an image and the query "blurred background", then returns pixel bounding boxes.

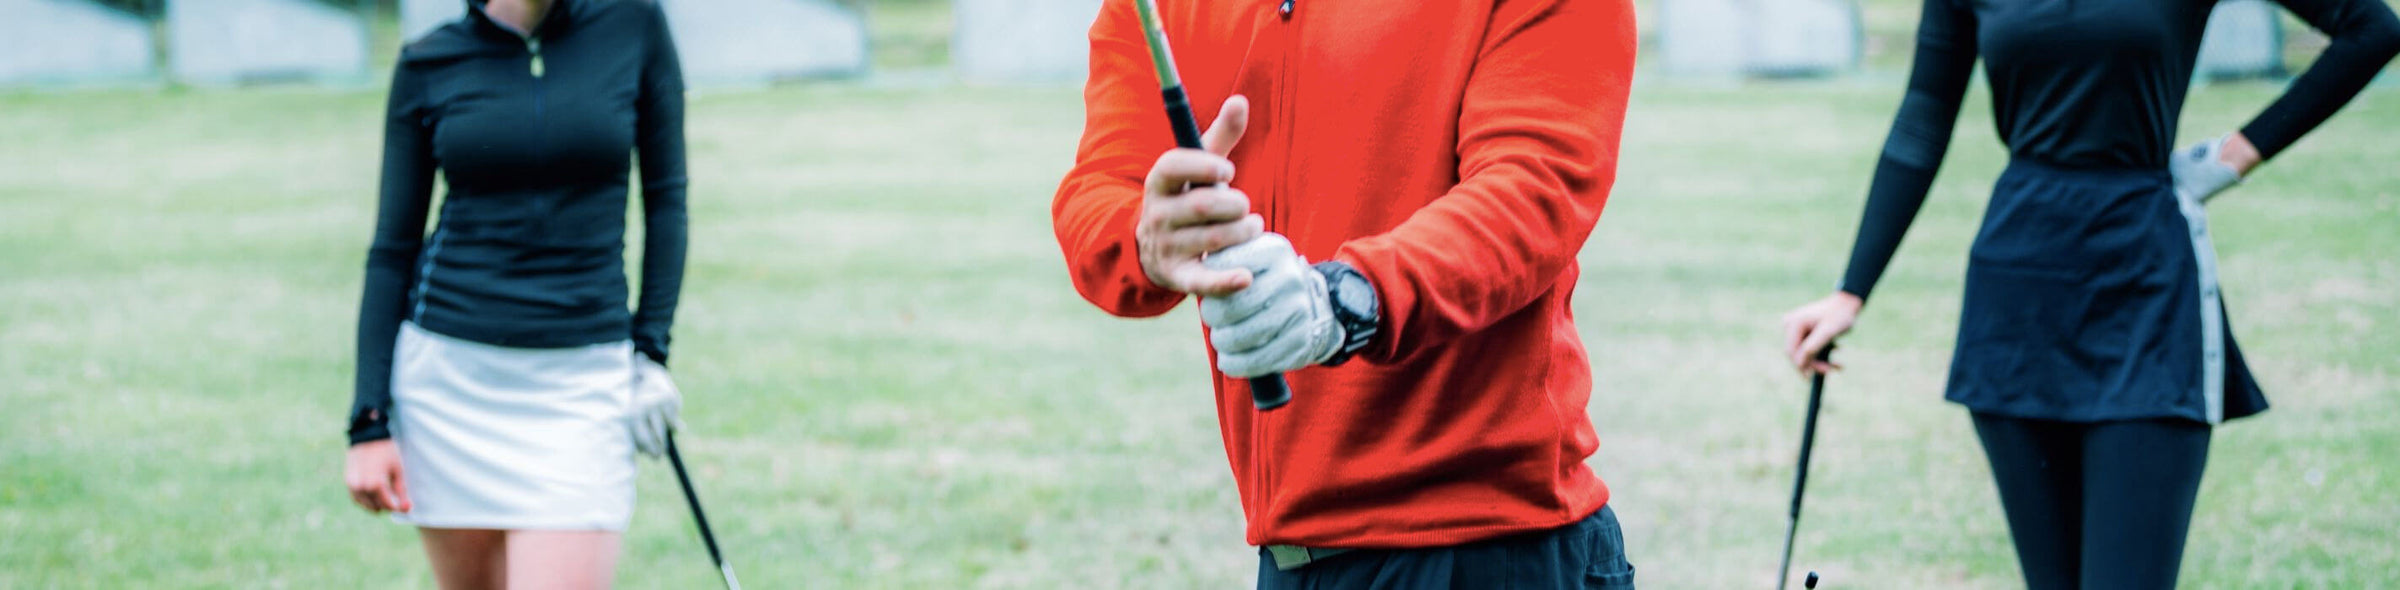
[2,0,2394,587]
[0,0,2369,86]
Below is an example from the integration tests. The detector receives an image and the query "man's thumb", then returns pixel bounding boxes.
[1204,95,1249,156]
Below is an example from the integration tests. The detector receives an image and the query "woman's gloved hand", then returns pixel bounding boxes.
[629,355,683,458]
[2170,133,2255,204]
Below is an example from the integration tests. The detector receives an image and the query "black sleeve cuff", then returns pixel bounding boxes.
[1836,284,1871,305]
[634,338,669,366]
[347,408,391,445]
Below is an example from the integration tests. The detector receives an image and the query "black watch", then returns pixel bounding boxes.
[1314,260,1380,367]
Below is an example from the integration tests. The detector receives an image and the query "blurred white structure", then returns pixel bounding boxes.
[2197,0,2285,79]
[400,0,457,43]
[167,0,369,85]
[403,0,869,83]
[661,0,868,84]
[953,0,1103,84]
[0,0,157,86]
[1748,0,1861,77]
[1660,0,1747,75]
[1660,0,1861,78]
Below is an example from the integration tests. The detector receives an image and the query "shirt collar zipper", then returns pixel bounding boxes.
[527,37,544,78]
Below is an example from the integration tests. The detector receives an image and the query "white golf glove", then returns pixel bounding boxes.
[628,354,683,459]
[2170,134,2242,204]
[1200,234,1344,378]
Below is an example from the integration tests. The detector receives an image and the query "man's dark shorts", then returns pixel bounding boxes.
[1256,505,1636,589]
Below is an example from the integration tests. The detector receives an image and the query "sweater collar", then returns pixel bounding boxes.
[466,0,572,40]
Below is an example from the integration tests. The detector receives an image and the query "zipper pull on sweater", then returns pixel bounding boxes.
[528,38,545,78]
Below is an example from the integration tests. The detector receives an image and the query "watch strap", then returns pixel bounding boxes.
[1313,261,1379,367]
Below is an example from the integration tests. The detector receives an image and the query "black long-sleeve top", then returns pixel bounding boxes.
[349,0,687,444]
[1838,0,2400,299]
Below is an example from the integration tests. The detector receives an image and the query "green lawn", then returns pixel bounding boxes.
[2,73,2396,588]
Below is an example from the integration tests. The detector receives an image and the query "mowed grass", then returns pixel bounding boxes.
[2,75,2396,587]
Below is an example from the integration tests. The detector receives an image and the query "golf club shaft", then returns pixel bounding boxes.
[1131,0,1291,410]
[1777,347,1832,590]
[1777,526,1800,590]
[667,433,742,590]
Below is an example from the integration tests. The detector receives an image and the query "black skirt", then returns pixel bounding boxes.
[1946,160,2268,424]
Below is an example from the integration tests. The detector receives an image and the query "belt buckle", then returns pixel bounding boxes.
[1266,545,1350,571]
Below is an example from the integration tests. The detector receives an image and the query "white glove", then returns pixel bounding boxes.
[2171,134,2242,204]
[1199,234,1343,378]
[628,354,682,459]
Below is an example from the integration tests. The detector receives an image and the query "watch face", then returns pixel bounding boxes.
[1335,273,1376,316]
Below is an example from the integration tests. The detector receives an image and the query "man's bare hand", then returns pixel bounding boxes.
[1138,95,1262,297]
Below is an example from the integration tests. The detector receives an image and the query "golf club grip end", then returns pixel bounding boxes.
[1250,375,1291,410]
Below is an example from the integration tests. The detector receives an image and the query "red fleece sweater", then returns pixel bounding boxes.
[1052,0,1636,548]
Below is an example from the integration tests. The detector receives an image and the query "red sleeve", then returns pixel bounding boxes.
[1052,0,1186,318]
[1334,0,1636,363]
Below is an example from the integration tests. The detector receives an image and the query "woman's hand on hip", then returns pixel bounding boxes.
[1781,292,1862,377]
[344,439,411,514]
[2218,132,2261,175]
[2172,132,2257,204]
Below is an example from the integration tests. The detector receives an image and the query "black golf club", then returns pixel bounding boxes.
[666,432,742,590]
[1129,0,1292,410]
[1777,346,1833,590]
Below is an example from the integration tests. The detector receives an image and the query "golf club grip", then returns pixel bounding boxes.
[1163,86,1205,150]
[1791,374,1822,518]
[1161,86,1293,411]
[1779,346,1834,590]
[1790,345,1833,518]
[665,434,729,570]
[1250,375,1291,409]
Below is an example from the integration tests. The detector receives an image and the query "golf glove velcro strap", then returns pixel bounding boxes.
[1201,234,1344,378]
[629,355,683,458]
[2170,134,2242,204]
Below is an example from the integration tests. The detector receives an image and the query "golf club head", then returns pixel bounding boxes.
[1806,571,1820,588]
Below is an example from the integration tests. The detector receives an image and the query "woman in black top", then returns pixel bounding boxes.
[340,0,688,586]
[1779,0,2399,586]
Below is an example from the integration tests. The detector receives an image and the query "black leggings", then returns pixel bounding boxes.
[1970,412,2211,590]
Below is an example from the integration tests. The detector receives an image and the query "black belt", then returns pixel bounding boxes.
[1265,545,1354,571]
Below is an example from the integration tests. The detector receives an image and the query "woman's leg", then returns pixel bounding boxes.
[504,530,623,590]
[420,528,508,590]
[2078,418,2211,589]
[1969,412,2085,590]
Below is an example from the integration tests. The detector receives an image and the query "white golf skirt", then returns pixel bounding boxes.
[389,322,638,530]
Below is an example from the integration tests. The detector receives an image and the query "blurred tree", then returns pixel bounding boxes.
[88,0,381,17]
[91,0,156,17]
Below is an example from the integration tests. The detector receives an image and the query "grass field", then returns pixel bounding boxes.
[5,22,2400,590]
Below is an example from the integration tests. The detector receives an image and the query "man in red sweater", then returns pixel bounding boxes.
[1051,0,1636,586]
